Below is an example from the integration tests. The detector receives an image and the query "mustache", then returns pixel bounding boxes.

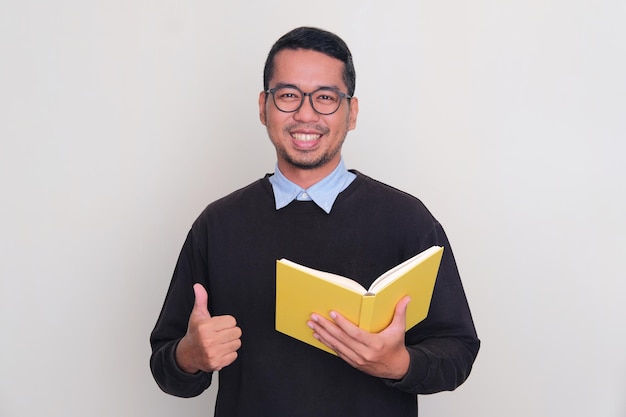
[283,123,330,135]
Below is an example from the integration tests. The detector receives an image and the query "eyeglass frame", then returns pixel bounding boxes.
[264,85,353,115]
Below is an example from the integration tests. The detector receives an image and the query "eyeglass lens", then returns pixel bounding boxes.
[271,87,343,115]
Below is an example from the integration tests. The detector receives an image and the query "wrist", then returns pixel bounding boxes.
[388,347,410,380]
[175,337,200,374]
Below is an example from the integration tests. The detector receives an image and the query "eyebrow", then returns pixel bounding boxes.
[272,82,341,92]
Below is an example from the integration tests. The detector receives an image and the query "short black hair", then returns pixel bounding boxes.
[263,27,356,96]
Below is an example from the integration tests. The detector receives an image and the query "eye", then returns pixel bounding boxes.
[275,88,301,101]
[314,91,339,102]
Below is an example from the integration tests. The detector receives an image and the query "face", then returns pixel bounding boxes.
[259,49,358,185]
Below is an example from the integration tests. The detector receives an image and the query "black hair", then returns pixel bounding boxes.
[263,27,356,96]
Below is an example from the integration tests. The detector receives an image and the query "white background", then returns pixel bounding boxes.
[1,1,625,416]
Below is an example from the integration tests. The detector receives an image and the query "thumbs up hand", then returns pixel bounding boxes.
[175,284,242,374]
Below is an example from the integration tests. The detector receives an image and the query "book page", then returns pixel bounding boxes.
[277,259,367,294]
[368,246,442,294]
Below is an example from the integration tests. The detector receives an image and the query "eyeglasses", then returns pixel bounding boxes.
[265,86,352,115]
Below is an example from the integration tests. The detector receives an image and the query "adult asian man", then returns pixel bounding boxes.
[150,26,480,416]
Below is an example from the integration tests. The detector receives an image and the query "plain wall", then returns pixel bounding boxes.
[1,1,625,416]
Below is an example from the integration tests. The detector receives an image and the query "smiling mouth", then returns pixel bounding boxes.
[291,132,322,142]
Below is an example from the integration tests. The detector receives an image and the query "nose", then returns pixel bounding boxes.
[293,94,320,122]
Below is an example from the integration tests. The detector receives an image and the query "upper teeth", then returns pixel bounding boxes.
[293,133,320,141]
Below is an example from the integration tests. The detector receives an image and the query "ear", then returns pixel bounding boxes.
[258,91,267,126]
[347,96,359,131]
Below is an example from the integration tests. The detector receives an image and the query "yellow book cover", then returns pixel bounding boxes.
[275,246,444,354]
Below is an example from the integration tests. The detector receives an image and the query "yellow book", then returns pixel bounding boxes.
[275,246,444,354]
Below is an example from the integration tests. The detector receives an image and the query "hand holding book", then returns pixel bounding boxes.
[307,295,412,378]
[275,246,444,354]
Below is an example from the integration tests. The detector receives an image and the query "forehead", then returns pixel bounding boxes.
[270,49,346,90]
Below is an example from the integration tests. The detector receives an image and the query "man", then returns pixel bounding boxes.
[150,26,479,416]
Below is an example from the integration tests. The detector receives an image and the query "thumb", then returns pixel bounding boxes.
[391,296,411,329]
[191,283,211,318]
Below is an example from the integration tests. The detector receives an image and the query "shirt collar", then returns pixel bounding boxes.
[268,158,356,214]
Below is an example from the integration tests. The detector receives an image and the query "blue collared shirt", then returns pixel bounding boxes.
[268,159,356,214]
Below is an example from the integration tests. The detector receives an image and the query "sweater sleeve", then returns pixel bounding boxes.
[384,223,480,394]
[149,228,214,398]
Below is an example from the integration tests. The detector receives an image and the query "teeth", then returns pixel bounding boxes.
[292,133,320,142]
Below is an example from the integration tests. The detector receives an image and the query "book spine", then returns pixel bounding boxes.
[359,295,377,332]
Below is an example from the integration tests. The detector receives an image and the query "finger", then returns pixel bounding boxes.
[390,296,411,329]
[310,313,360,354]
[328,311,361,336]
[191,283,211,318]
[309,316,343,353]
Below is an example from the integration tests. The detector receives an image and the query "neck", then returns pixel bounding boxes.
[277,159,341,189]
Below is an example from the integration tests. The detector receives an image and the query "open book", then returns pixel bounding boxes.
[275,246,444,354]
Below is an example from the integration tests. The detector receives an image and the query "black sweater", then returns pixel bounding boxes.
[150,171,480,417]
